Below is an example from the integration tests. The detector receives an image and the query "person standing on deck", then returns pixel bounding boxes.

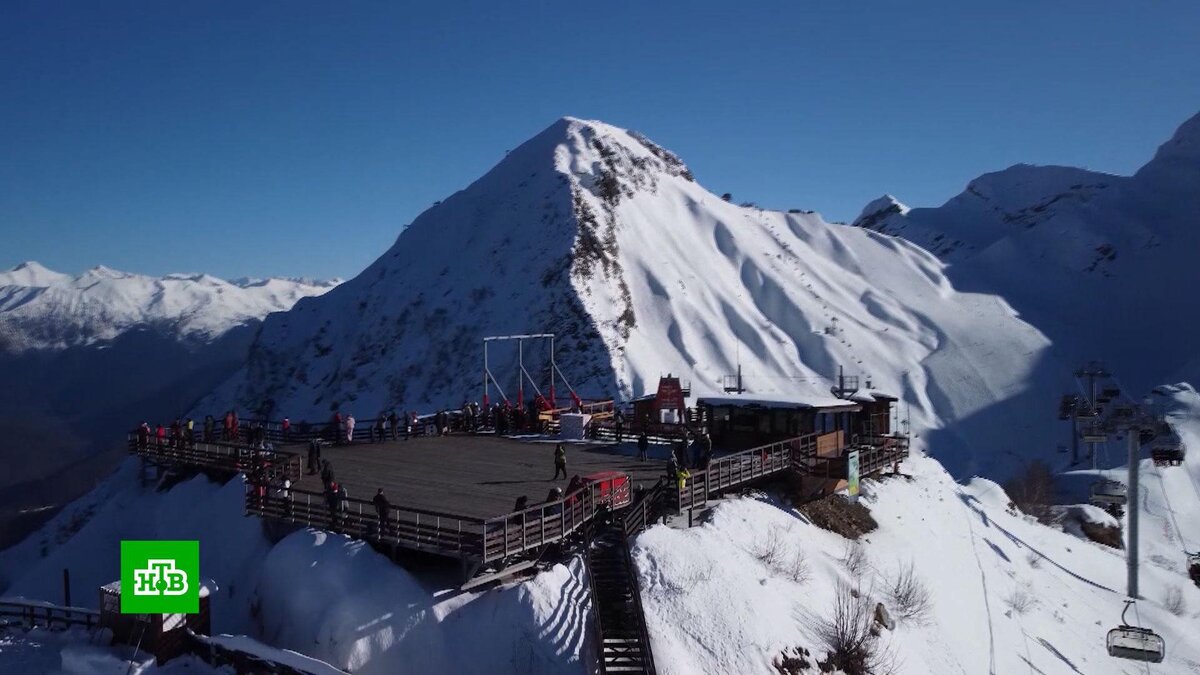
[388,410,399,440]
[637,432,649,461]
[320,460,334,490]
[372,488,390,534]
[185,418,195,448]
[203,415,214,443]
[337,483,349,518]
[332,411,343,444]
[222,411,232,441]
[155,423,166,450]
[677,467,691,491]
[282,417,291,442]
[553,443,568,480]
[614,409,625,444]
[326,481,340,529]
[136,422,150,451]
[345,414,356,444]
[691,432,707,468]
[307,438,321,474]
[698,430,714,470]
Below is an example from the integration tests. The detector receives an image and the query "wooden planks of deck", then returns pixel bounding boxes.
[288,434,668,520]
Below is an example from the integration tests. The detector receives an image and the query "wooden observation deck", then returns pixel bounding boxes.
[128,426,907,584]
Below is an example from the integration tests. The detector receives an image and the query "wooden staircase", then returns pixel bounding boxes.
[587,526,657,674]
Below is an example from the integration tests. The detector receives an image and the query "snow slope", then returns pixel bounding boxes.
[196,117,1069,481]
[636,449,1200,674]
[853,111,1200,396]
[0,261,340,353]
[0,465,592,675]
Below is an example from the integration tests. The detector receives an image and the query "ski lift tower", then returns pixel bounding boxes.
[1099,403,1162,599]
[831,365,860,400]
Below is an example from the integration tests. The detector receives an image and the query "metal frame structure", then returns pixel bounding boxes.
[482,333,580,409]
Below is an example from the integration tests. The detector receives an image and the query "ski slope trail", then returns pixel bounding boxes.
[633,452,1200,675]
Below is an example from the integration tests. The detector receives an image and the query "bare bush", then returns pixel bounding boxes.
[754,526,786,569]
[842,540,868,575]
[887,561,932,624]
[1164,586,1187,617]
[1003,460,1057,522]
[1005,588,1035,616]
[786,549,812,585]
[817,582,895,675]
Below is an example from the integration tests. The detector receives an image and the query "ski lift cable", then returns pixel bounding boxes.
[1153,464,1193,555]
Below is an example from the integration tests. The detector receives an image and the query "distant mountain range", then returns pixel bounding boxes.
[0,261,340,352]
[0,263,338,547]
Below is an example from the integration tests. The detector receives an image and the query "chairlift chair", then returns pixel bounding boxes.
[1089,480,1127,506]
[1187,552,1200,586]
[1080,425,1108,443]
[1106,601,1165,663]
[1151,434,1186,467]
[1058,395,1078,420]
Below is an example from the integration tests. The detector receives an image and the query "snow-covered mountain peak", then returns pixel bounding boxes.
[1147,110,1200,164]
[0,261,71,287]
[851,194,909,230]
[197,118,1066,482]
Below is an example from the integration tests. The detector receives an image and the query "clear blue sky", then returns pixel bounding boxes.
[2,1,1197,281]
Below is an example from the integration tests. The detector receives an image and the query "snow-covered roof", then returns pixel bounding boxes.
[846,389,899,403]
[696,394,860,411]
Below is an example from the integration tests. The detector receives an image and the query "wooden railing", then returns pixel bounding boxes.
[128,436,302,482]
[244,487,485,558]
[479,478,630,563]
[0,599,100,630]
[857,443,909,476]
[622,478,670,538]
[244,474,633,564]
[591,420,688,444]
[678,433,819,509]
